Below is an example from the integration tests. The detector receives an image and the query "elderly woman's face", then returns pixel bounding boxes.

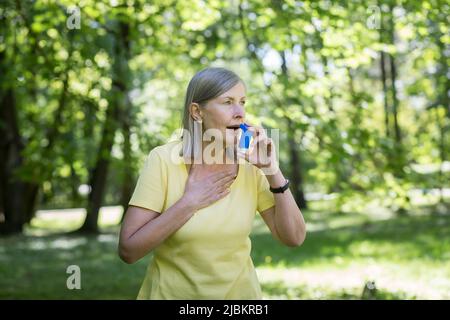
[201,82,246,146]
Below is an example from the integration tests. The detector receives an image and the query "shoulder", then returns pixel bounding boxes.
[147,140,183,166]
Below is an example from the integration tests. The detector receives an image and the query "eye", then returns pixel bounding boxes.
[224,100,232,105]
[240,101,246,105]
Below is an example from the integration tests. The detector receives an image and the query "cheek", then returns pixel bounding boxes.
[205,108,230,127]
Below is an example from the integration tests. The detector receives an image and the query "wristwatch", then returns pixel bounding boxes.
[269,179,290,194]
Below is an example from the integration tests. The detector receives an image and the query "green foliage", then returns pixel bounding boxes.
[0,0,448,220]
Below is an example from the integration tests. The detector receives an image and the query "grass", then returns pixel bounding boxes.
[0,202,449,299]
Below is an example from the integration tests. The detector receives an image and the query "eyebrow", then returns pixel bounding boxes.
[221,96,246,100]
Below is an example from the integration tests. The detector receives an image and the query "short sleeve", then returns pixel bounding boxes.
[128,148,167,213]
[255,168,275,213]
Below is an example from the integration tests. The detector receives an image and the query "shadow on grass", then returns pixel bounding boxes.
[261,281,414,300]
[250,212,450,268]
[1,208,448,299]
[0,230,150,299]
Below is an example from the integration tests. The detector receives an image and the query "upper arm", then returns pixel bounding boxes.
[259,206,281,242]
[128,149,167,213]
[119,205,159,242]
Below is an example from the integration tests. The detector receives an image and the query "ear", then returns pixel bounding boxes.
[189,103,203,122]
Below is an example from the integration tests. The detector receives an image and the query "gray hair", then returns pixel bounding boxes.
[181,67,243,161]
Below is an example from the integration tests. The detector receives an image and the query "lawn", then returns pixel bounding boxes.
[0,202,449,299]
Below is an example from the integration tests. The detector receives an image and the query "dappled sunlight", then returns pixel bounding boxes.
[257,261,450,299]
[28,239,48,251]
[347,240,420,259]
[96,234,117,243]
[27,206,124,235]
[50,238,88,250]
[1,204,449,299]
[1,0,448,301]
[98,207,124,226]
[250,205,450,299]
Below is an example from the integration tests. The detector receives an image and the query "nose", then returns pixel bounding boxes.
[232,103,245,120]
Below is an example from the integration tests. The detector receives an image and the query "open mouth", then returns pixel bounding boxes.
[226,125,241,131]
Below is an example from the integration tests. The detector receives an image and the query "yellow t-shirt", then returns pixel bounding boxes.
[128,140,275,299]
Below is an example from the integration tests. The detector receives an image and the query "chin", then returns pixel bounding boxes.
[224,134,238,147]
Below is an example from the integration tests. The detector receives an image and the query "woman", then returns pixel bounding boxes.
[118,67,306,299]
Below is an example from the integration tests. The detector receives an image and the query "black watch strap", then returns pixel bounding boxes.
[269,179,290,193]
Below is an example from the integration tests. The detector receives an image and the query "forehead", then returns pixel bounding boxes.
[217,82,246,99]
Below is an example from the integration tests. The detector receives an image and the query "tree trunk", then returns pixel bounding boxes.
[280,51,307,208]
[432,24,450,203]
[70,162,82,208]
[79,85,122,233]
[21,62,72,224]
[380,51,391,138]
[0,7,25,234]
[120,104,134,223]
[286,119,307,209]
[388,4,402,147]
[0,6,29,234]
[389,54,401,146]
[0,87,27,234]
[78,21,131,233]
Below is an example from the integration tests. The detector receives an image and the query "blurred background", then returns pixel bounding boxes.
[0,0,449,299]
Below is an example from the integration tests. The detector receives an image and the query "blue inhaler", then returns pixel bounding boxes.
[238,123,252,151]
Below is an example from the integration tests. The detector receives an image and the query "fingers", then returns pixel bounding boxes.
[219,188,231,198]
[211,170,235,183]
[246,126,268,154]
[214,175,236,196]
[212,172,236,194]
[249,134,272,156]
[214,173,237,186]
[237,149,249,162]
[214,187,231,201]
[197,189,230,210]
[246,125,267,139]
[201,182,232,208]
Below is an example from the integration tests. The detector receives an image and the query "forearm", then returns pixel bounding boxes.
[121,197,197,263]
[266,170,306,246]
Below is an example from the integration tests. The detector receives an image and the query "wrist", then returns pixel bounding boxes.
[178,194,199,214]
[265,169,285,188]
[259,163,280,176]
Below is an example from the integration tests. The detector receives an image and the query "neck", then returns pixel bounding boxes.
[200,141,236,165]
